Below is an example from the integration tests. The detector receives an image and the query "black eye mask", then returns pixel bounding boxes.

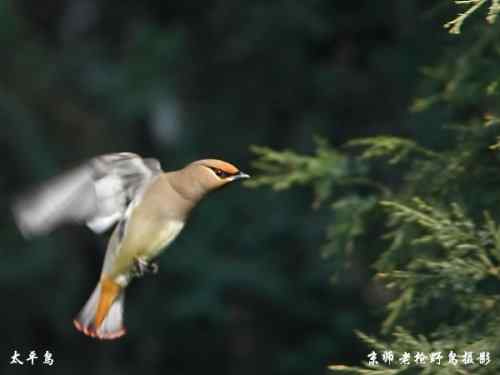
[210,167,232,178]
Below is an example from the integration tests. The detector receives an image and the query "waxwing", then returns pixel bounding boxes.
[12,153,249,339]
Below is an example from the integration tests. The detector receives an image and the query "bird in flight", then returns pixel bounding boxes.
[12,153,249,339]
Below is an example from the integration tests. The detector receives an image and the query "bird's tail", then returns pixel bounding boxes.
[73,276,126,340]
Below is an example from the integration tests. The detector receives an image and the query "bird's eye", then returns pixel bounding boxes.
[211,168,229,178]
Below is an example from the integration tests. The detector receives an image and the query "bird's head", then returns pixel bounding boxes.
[194,159,250,188]
[186,159,250,192]
[169,159,249,204]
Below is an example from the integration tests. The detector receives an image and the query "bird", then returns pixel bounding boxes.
[12,153,250,340]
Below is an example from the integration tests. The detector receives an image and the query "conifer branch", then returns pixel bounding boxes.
[445,0,489,34]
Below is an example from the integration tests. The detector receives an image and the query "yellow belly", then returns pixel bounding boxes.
[139,220,185,260]
[108,219,185,279]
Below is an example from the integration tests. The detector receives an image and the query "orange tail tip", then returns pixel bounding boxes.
[73,276,126,340]
[95,277,121,328]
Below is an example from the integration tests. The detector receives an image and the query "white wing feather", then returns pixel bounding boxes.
[12,152,162,237]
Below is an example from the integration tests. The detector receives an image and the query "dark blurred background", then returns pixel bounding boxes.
[1,1,447,374]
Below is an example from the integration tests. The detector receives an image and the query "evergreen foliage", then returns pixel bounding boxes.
[249,2,500,373]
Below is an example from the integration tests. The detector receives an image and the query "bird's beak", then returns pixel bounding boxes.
[232,171,250,180]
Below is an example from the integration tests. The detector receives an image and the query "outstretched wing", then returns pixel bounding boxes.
[12,152,162,238]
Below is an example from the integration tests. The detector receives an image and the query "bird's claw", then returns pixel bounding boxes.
[148,262,159,274]
[133,258,159,277]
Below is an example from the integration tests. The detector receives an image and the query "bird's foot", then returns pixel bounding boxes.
[148,262,159,274]
[133,258,159,277]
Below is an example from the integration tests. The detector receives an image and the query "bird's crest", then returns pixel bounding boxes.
[195,159,240,175]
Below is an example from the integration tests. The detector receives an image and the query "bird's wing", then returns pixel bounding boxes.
[12,152,162,237]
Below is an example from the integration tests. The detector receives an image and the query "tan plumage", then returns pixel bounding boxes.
[12,153,249,339]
